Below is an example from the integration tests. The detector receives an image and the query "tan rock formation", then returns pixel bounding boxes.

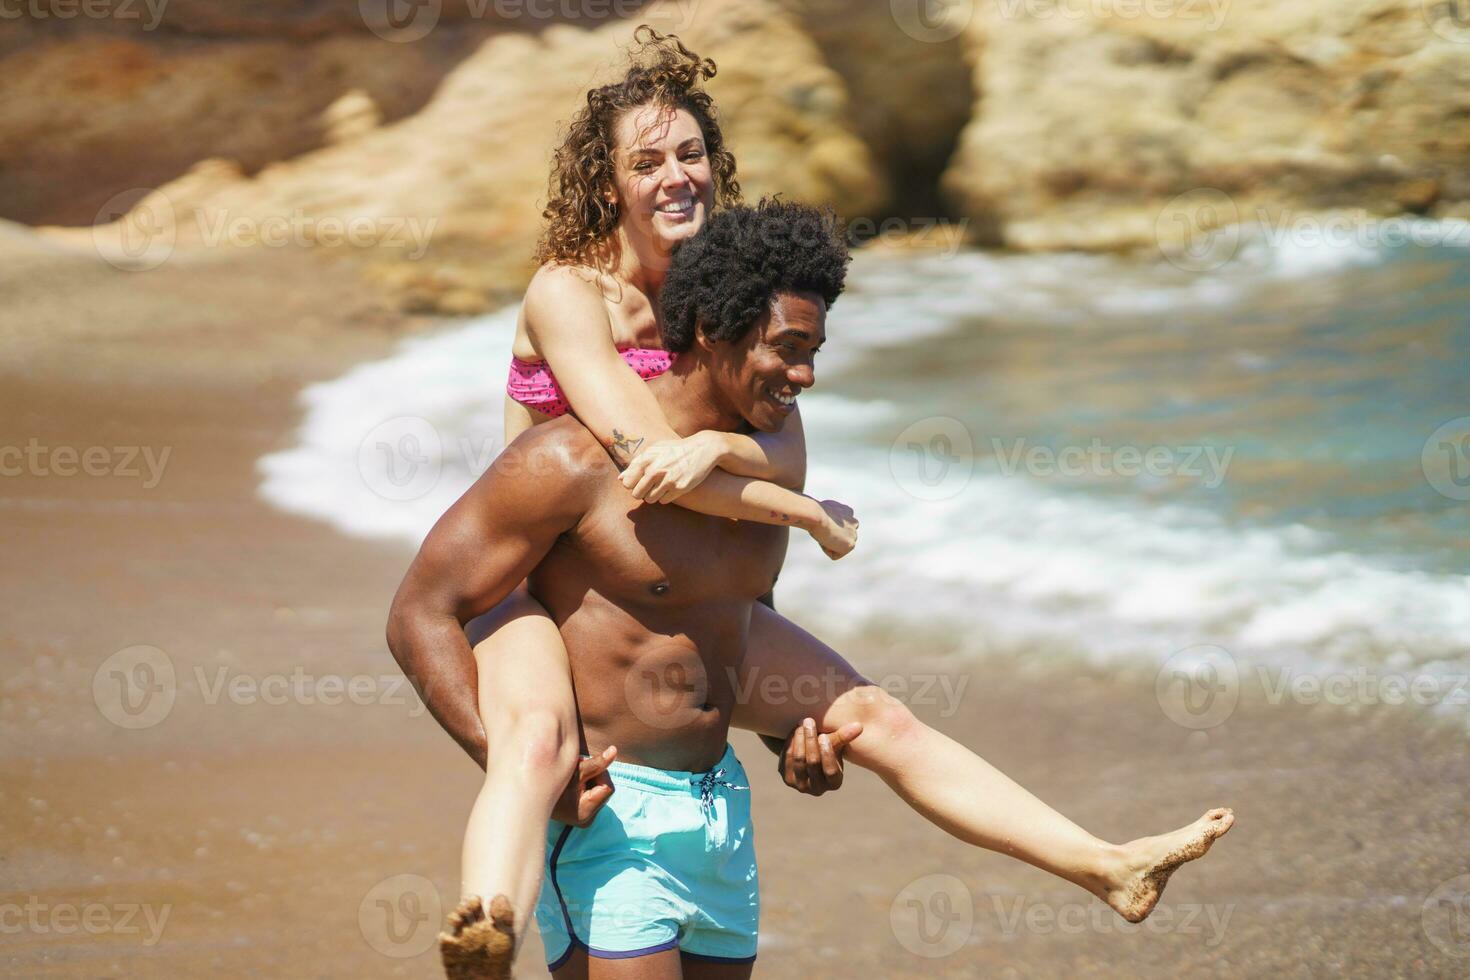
[29,0,883,311]
[942,0,1470,252]
[779,0,975,216]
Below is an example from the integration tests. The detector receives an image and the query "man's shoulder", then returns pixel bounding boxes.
[494,418,616,491]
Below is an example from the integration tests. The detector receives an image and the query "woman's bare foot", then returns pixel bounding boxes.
[439,894,516,980]
[1103,808,1235,922]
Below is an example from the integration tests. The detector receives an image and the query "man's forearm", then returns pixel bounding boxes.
[386,607,490,769]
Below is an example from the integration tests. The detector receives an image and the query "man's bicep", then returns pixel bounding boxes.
[408,451,582,623]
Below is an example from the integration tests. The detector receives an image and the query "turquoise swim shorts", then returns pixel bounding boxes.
[534,744,759,969]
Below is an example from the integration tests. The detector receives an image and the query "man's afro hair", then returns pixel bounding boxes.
[659,198,850,353]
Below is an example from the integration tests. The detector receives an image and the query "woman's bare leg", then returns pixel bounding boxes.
[440,590,580,980]
[732,604,1233,921]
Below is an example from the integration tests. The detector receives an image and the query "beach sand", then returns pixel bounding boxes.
[3,241,1467,978]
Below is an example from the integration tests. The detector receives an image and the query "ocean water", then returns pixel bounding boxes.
[259,217,1470,714]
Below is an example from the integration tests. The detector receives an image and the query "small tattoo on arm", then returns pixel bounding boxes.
[769,510,795,524]
[610,428,645,465]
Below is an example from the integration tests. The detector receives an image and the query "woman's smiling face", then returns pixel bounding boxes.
[610,103,716,255]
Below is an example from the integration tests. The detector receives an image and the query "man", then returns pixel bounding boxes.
[389,200,1237,979]
[393,199,853,979]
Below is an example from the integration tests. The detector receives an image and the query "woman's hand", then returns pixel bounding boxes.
[619,431,727,504]
[810,498,859,559]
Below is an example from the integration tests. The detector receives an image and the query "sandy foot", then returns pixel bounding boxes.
[439,894,517,980]
[1106,807,1236,922]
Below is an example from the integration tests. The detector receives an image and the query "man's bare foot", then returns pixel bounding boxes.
[1104,808,1235,922]
[439,894,516,980]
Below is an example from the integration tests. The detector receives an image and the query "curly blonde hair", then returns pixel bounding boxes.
[534,26,743,268]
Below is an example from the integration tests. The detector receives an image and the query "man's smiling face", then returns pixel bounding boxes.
[710,290,826,433]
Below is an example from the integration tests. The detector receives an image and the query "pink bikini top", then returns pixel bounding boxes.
[506,347,674,418]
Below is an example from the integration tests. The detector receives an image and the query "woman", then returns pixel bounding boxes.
[437,27,1234,978]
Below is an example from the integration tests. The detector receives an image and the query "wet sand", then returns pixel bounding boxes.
[3,242,1468,978]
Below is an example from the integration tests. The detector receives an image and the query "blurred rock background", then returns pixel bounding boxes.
[3,0,1467,313]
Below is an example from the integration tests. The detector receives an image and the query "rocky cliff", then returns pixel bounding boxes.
[9,0,1468,310]
[942,0,1470,251]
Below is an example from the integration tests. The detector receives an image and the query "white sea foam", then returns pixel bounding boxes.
[776,452,1470,686]
[258,307,517,542]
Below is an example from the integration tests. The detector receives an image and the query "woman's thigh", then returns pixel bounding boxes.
[731,603,874,738]
[467,585,577,733]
